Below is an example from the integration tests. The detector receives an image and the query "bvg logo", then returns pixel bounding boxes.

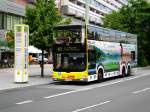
[67,75,75,80]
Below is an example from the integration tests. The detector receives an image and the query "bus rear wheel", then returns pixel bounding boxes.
[127,67,131,76]
[97,69,103,82]
[122,67,126,77]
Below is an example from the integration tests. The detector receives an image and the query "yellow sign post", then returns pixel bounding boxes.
[14,25,29,83]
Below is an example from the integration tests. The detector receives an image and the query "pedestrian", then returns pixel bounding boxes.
[29,54,32,65]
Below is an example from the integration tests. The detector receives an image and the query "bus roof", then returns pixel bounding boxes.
[54,25,137,44]
[54,25,136,36]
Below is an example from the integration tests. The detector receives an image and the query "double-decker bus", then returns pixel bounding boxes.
[52,25,137,82]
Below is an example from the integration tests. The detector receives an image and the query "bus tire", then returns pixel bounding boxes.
[97,69,103,82]
[122,67,126,77]
[127,66,131,76]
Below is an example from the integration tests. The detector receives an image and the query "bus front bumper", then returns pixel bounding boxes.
[52,76,88,82]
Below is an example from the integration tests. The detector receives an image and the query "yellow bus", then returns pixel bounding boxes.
[52,25,137,82]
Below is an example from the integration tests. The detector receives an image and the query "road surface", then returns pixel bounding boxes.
[0,67,150,112]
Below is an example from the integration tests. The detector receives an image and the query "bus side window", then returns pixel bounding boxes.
[95,50,101,60]
[131,51,135,61]
[88,49,96,69]
[88,26,95,40]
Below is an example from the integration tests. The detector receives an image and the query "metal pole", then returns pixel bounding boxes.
[85,0,89,71]
[85,0,89,41]
[85,0,89,26]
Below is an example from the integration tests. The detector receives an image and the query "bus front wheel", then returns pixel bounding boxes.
[97,69,103,82]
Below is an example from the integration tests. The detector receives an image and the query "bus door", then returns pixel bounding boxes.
[88,45,96,75]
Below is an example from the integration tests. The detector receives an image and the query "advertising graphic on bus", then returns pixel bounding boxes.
[52,25,137,82]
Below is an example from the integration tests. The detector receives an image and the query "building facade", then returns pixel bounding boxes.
[58,0,128,25]
[0,0,35,64]
[0,0,35,39]
[0,0,128,39]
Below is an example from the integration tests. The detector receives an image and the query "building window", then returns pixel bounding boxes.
[3,14,7,30]
[7,15,11,30]
[0,12,3,29]
[4,13,25,31]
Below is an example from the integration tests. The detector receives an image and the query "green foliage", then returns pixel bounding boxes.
[25,0,70,76]
[6,31,14,49]
[103,11,125,31]
[0,38,7,47]
[103,0,150,66]
[7,31,14,38]
[59,17,72,25]
[26,0,62,50]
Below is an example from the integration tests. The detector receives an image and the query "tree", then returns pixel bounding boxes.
[6,31,14,49]
[103,0,150,66]
[26,0,62,77]
[0,38,7,47]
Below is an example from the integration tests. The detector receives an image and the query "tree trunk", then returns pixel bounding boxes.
[48,47,51,62]
[41,49,44,77]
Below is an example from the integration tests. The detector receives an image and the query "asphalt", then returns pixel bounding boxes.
[0,67,150,112]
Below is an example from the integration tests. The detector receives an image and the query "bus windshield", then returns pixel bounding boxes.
[53,44,86,72]
[54,25,82,43]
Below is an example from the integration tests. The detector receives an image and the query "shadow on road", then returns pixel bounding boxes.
[48,75,135,86]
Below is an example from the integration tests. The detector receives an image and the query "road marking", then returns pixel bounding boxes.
[44,91,78,99]
[16,100,33,105]
[132,88,150,94]
[44,73,150,99]
[72,100,111,112]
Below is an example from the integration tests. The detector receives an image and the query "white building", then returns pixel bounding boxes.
[57,0,128,25]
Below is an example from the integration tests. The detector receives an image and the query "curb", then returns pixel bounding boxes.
[0,79,52,92]
[132,66,150,72]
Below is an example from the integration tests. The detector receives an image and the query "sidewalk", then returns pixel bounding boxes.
[0,64,53,91]
[0,65,149,91]
[132,66,150,72]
